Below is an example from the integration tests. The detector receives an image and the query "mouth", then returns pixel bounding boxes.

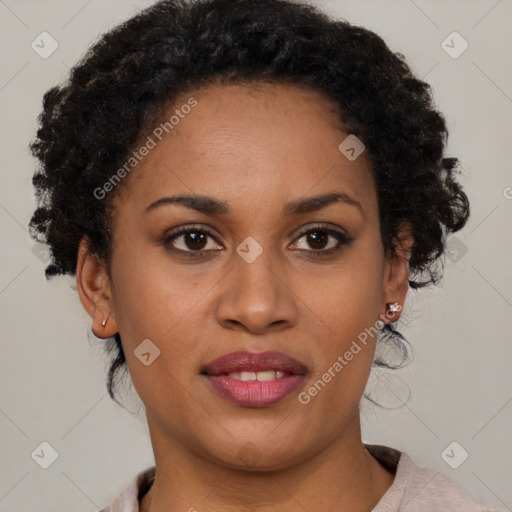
[201,351,308,408]
[222,370,290,381]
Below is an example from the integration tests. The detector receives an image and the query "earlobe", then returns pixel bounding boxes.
[380,301,403,324]
[380,222,413,322]
[76,236,118,338]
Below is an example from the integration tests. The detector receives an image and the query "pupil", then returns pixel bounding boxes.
[308,231,327,250]
[186,232,206,250]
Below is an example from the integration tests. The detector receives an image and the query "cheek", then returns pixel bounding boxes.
[298,237,384,388]
[300,237,384,335]
[109,245,223,391]
[110,244,205,340]
[109,260,200,414]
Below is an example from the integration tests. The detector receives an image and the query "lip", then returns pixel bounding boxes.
[202,351,308,408]
[203,350,309,376]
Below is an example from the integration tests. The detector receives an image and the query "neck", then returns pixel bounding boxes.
[140,415,394,512]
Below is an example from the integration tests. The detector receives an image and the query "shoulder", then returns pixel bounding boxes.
[396,452,498,511]
[366,444,501,512]
[98,466,156,512]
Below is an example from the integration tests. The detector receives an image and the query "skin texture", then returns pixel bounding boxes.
[76,82,412,511]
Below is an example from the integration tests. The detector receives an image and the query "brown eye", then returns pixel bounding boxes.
[163,226,223,255]
[291,224,353,255]
[178,231,208,251]
[304,230,330,250]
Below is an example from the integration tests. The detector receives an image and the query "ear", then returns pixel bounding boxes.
[380,221,413,323]
[76,236,118,338]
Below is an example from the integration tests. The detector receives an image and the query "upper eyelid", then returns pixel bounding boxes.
[292,223,349,238]
[164,224,221,241]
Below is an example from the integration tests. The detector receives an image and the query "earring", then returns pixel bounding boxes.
[378,302,402,326]
[101,315,110,327]
[379,302,401,324]
[387,302,401,314]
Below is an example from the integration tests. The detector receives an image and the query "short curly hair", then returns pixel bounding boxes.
[29,0,469,405]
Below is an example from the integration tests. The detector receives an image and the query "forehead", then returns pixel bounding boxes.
[112,81,377,219]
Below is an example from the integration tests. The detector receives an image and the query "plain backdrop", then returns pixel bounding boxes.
[0,0,511,511]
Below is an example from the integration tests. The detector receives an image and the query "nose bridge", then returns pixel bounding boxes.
[215,235,298,333]
[236,237,280,297]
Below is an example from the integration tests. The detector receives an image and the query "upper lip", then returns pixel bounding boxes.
[202,351,308,376]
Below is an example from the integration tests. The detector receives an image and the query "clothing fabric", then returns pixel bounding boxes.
[98,444,501,511]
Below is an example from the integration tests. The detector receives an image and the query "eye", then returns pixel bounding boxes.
[162,225,222,256]
[290,223,353,255]
[162,223,353,259]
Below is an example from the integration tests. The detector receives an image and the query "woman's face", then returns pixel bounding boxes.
[78,82,409,470]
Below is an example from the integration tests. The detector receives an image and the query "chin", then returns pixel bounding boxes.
[197,434,316,472]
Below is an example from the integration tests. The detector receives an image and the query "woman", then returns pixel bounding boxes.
[29,0,498,510]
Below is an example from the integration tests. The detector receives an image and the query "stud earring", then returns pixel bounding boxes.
[387,302,401,314]
[101,315,110,327]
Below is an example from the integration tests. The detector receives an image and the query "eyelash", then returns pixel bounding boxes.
[162,223,353,259]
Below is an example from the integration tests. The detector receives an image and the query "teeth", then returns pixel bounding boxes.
[227,370,287,381]
[256,370,277,382]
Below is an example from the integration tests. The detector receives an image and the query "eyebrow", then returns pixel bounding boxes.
[143,191,365,218]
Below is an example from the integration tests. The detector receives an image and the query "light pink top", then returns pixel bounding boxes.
[98,445,501,511]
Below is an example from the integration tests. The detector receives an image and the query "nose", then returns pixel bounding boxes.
[214,247,299,335]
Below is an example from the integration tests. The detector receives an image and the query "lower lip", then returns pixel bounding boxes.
[204,374,305,407]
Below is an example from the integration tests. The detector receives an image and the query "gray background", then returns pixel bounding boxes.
[1,0,511,510]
